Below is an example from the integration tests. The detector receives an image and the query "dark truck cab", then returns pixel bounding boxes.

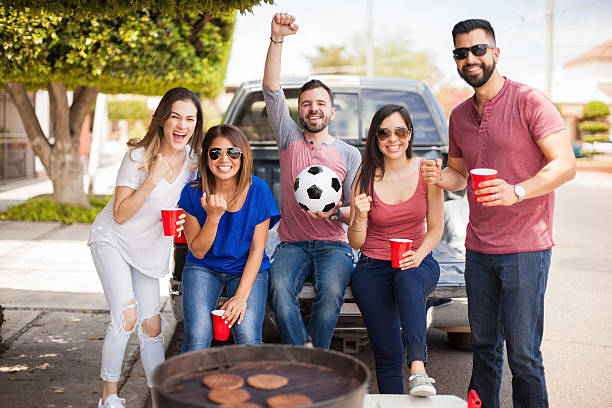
[170,76,471,351]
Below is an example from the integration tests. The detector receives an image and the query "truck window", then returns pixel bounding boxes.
[235,90,360,143]
[235,90,300,143]
[328,93,359,141]
[362,89,442,145]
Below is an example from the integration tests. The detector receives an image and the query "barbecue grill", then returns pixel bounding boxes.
[152,344,370,407]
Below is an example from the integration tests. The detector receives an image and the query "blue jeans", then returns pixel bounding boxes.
[181,262,268,352]
[269,240,354,349]
[351,253,440,394]
[466,249,551,408]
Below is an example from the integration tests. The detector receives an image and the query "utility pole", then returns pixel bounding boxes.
[545,0,554,97]
[366,0,374,76]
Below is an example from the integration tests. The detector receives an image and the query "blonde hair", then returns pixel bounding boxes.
[198,124,253,206]
[127,87,204,171]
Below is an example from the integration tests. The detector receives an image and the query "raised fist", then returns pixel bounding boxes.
[271,12,299,39]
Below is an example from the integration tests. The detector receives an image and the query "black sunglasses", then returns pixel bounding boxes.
[377,127,411,140]
[208,147,242,160]
[452,44,495,60]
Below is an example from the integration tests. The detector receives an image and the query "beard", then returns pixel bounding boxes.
[458,60,496,88]
[299,110,331,133]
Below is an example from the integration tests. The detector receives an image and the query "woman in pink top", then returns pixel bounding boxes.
[348,104,444,397]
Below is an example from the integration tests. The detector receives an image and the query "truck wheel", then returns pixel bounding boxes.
[448,332,472,351]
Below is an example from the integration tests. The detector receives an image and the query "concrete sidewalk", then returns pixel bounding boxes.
[0,220,176,407]
[1,151,173,407]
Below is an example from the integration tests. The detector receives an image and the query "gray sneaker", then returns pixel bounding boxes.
[408,373,436,397]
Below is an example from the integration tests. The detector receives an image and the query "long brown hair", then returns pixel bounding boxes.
[355,104,414,202]
[198,124,253,206]
[127,87,204,171]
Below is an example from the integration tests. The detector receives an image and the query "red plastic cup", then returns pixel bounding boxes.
[212,310,231,341]
[470,168,497,199]
[174,232,187,245]
[390,239,412,268]
[468,389,482,407]
[161,208,182,237]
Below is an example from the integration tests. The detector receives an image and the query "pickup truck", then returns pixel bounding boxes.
[169,76,471,351]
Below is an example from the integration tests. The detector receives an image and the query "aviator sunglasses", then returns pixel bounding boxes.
[208,147,243,160]
[452,44,495,60]
[377,127,411,140]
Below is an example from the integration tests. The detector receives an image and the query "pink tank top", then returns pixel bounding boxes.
[360,163,428,261]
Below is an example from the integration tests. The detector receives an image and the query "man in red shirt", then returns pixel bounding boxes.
[421,19,576,408]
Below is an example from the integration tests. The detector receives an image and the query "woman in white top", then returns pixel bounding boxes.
[88,87,203,408]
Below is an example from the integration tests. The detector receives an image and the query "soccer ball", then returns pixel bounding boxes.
[293,165,342,213]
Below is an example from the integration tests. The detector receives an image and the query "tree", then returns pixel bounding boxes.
[1,0,269,17]
[308,34,442,86]
[0,0,271,207]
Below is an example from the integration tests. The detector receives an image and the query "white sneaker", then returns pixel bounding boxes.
[408,373,437,397]
[98,394,127,408]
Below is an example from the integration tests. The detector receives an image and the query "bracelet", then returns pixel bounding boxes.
[350,221,365,232]
[270,37,283,44]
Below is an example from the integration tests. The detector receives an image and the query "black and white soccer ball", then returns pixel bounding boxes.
[293,165,342,213]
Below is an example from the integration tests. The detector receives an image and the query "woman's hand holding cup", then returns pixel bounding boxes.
[175,213,186,237]
[398,250,423,270]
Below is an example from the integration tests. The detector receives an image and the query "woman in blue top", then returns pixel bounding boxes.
[179,124,280,351]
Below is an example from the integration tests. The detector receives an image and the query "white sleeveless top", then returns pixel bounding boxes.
[88,146,197,278]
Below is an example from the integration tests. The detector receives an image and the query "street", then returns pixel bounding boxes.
[1,171,611,407]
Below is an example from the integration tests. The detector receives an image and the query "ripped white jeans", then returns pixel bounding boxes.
[90,242,166,388]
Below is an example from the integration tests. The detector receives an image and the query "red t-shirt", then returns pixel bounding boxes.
[448,78,566,254]
[361,161,428,260]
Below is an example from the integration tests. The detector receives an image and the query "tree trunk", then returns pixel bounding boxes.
[5,81,98,208]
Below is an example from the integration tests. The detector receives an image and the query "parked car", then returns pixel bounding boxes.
[169,76,471,351]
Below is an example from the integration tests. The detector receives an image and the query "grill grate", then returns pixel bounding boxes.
[162,360,362,407]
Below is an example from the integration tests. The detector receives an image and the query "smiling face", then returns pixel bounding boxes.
[376,112,412,159]
[298,87,335,134]
[162,100,198,152]
[207,136,242,183]
[454,28,499,88]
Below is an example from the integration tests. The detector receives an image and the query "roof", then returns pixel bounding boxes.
[564,39,612,67]
[240,75,426,92]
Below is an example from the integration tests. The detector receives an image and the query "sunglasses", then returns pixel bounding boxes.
[208,147,242,160]
[452,44,495,60]
[377,127,411,140]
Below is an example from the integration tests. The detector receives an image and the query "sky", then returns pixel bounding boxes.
[224,0,612,99]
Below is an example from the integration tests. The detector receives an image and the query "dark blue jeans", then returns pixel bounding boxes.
[351,253,440,394]
[269,240,354,349]
[466,249,552,408]
[181,263,268,352]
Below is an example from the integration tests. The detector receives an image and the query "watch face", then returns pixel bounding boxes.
[515,185,525,199]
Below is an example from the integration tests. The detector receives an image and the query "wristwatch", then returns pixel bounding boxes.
[514,184,526,203]
[329,208,341,221]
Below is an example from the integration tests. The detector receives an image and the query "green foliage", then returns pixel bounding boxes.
[0,1,273,17]
[0,195,111,223]
[582,101,610,119]
[108,100,150,122]
[579,121,610,134]
[308,34,441,84]
[0,6,239,97]
[582,134,610,143]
